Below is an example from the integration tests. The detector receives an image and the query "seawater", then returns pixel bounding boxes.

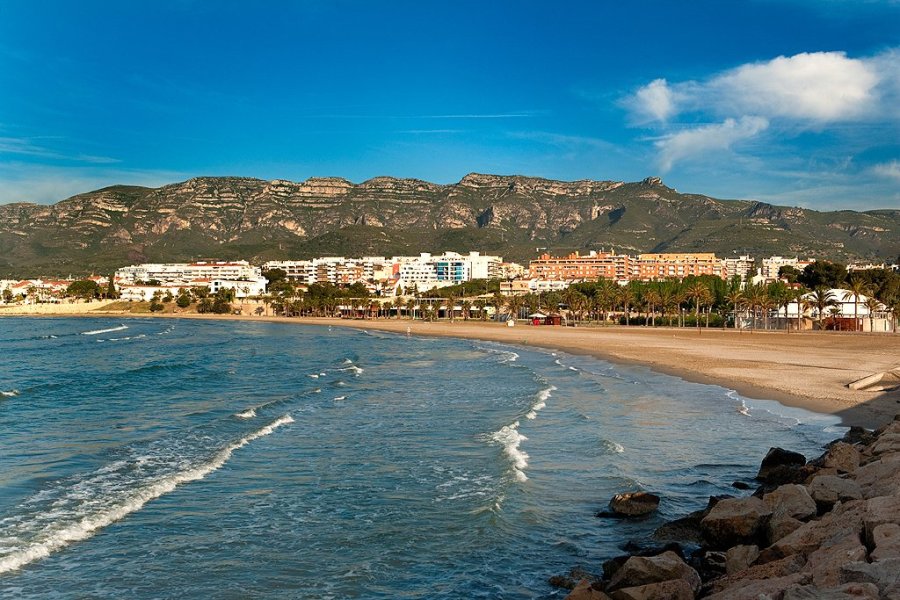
[0,318,843,598]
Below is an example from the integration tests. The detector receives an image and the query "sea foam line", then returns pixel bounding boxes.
[0,415,294,574]
[1,390,19,397]
[525,385,556,420]
[489,421,529,482]
[81,325,128,336]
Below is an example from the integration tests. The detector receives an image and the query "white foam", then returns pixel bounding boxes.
[568,366,578,372]
[334,396,347,401]
[338,365,363,375]
[489,421,529,482]
[525,385,555,419]
[610,441,625,453]
[235,408,256,419]
[307,374,319,379]
[1,390,18,397]
[0,415,293,574]
[81,325,127,336]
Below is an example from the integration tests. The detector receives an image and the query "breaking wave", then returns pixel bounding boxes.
[81,325,128,336]
[0,415,294,574]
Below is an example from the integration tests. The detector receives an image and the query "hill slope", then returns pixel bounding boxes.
[1,174,897,275]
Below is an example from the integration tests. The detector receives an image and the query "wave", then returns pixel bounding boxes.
[0,415,294,574]
[601,439,625,454]
[81,325,128,336]
[307,374,319,379]
[525,385,555,420]
[337,365,363,375]
[334,396,347,401]
[235,408,256,419]
[488,421,529,483]
[1,389,19,397]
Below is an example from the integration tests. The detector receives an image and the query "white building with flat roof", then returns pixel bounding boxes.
[116,261,261,284]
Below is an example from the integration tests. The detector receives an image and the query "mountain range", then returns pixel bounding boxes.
[1,173,898,276]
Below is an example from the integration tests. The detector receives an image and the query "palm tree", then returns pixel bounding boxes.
[460,300,472,321]
[473,298,487,321]
[810,287,837,331]
[846,277,869,332]
[406,297,417,320]
[643,288,661,326]
[393,296,404,319]
[505,295,525,322]
[864,296,881,333]
[617,285,635,326]
[725,290,744,330]
[685,280,712,332]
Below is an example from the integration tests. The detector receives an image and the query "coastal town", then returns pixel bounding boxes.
[2,249,898,333]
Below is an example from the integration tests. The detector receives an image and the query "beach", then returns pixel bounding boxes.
[3,302,899,428]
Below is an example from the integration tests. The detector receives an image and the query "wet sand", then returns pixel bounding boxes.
[4,304,899,428]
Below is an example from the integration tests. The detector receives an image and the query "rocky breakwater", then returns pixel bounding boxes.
[559,417,900,599]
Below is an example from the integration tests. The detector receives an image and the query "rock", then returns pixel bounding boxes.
[705,572,810,600]
[550,567,599,590]
[602,544,685,581]
[653,510,705,544]
[822,442,862,474]
[731,481,751,490]
[767,513,805,545]
[803,532,868,588]
[606,551,700,594]
[725,544,760,575]
[864,496,900,546]
[841,426,875,446]
[609,579,694,600]
[851,453,900,498]
[764,499,866,562]
[700,496,772,548]
[608,492,660,517]
[871,523,900,561]
[840,558,900,593]
[705,554,806,595]
[757,447,807,483]
[808,475,863,510]
[782,582,880,599]
[764,484,817,521]
[870,433,900,456]
[688,548,726,582]
[564,579,612,600]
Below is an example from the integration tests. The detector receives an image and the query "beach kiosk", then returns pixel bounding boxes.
[529,312,547,326]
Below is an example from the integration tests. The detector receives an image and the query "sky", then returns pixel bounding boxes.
[1,0,898,210]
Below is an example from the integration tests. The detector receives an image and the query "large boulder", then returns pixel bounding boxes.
[700,496,772,548]
[762,499,866,563]
[840,558,900,595]
[782,582,880,599]
[705,573,810,600]
[564,579,612,600]
[869,433,900,456]
[863,495,900,546]
[821,442,861,474]
[606,551,700,595]
[608,492,660,517]
[705,554,806,596]
[851,453,900,498]
[609,579,694,600]
[757,447,807,484]
[725,544,759,575]
[767,513,805,545]
[764,484,817,521]
[808,475,863,510]
[803,532,868,588]
[871,523,900,562]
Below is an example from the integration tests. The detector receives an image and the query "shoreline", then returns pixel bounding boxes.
[3,306,899,429]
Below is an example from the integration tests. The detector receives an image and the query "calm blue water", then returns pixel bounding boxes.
[0,317,843,598]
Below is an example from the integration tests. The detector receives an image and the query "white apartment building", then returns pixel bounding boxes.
[760,256,813,281]
[723,255,755,285]
[116,261,262,284]
[395,252,502,292]
[263,257,393,286]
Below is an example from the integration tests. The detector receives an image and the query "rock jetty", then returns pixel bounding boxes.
[559,416,900,599]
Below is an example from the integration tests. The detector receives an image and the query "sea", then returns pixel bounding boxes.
[0,317,844,598]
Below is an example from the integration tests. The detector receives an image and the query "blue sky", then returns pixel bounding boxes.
[1,0,898,210]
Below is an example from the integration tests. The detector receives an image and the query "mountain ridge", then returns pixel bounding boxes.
[1,174,897,276]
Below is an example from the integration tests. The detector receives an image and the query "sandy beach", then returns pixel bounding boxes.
[3,303,899,428]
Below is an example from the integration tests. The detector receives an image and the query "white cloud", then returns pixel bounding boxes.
[709,52,879,122]
[630,79,678,123]
[628,49,898,124]
[872,160,900,181]
[655,116,769,172]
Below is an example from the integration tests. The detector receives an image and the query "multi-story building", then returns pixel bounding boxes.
[636,253,726,280]
[760,256,814,281]
[723,255,755,285]
[528,251,633,282]
[116,261,261,284]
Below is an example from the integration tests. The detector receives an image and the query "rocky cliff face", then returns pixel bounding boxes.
[0,174,897,275]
